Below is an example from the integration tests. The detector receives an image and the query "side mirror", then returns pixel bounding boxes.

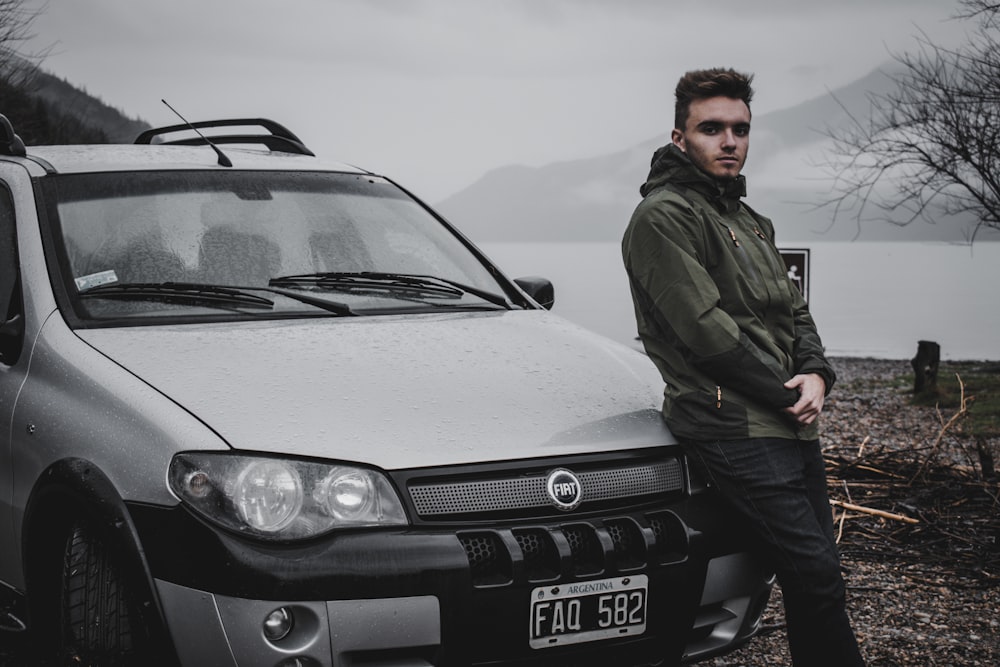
[513,276,554,310]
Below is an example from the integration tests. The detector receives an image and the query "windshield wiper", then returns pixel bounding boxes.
[79,282,357,316]
[79,282,275,309]
[263,287,355,316]
[268,272,511,309]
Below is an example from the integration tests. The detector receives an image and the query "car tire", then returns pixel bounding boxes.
[60,519,139,665]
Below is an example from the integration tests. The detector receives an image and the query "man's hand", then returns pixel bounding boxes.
[782,373,826,425]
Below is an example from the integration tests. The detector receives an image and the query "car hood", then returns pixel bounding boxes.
[76,311,674,470]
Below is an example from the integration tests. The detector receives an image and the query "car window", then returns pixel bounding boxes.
[42,171,506,323]
[0,184,23,364]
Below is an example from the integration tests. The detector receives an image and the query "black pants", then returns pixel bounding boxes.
[684,437,866,667]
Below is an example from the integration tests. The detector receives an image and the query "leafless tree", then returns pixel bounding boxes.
[823,0,1000,242]
[0,0,44,87]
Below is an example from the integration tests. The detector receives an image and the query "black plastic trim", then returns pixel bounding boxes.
[21,458,178,664]
[129,497,729,666]
[128,466,742,600]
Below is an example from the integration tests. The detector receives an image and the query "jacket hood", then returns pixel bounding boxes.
[76,312,674,470]
[639,143,747,207]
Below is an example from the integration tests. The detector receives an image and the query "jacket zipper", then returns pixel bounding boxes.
[729,226,768,245]
[716,386,722,409]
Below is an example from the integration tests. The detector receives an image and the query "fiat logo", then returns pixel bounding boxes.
[546,468,583,511]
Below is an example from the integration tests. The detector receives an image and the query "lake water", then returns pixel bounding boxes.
[481,241,1000,361]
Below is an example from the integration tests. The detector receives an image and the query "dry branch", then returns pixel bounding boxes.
[910,373,971,483]
[820,359,1000,585]
[830,499,920,525]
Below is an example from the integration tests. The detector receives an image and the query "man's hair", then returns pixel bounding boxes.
[674,68,754,131]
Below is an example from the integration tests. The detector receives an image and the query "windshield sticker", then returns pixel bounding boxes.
[74,270,118,292]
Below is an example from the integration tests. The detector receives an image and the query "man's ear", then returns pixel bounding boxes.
[671,128,685,151]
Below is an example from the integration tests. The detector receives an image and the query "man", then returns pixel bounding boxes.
[621,68,866,666]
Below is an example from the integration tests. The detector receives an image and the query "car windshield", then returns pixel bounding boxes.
[43,171,511,323]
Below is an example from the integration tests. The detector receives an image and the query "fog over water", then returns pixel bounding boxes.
[482,241,1000,362]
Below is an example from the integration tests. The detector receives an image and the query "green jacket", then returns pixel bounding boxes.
[621,144,835,442]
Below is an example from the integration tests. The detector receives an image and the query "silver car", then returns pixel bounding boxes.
[0,115,771,666]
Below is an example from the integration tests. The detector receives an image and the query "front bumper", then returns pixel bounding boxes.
[130,494,771,667]
[155,582,440,666]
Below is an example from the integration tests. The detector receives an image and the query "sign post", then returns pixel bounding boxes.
[779,248,810,303]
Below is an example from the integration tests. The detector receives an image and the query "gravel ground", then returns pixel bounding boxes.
[714,357,1000,667]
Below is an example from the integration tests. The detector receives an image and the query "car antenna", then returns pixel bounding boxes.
[160,99,233,168]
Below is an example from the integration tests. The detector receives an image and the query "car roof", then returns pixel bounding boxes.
[20,144,371,176]
[0,116,371,177]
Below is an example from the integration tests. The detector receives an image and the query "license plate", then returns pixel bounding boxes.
[529,575,648,649]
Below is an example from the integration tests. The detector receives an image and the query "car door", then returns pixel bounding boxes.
[0,175,26,588]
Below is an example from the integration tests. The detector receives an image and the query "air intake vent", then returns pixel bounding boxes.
[459,532,511,587]
[563,524,604,577]
[513,528,559,582]
[648,511,689,564]
[605,518,647,570]
[459,511,689,588]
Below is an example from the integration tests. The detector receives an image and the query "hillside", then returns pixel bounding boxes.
[26,68,150,142]
[1,61,149,146]
[435,67,995,244]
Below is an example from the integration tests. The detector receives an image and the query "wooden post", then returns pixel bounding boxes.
[911,340,940,394]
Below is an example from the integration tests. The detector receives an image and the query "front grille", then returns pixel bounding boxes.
[458,511,689,587]
[409,459,683,518]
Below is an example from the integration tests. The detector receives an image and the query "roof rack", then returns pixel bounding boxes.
[0,114,27,157]
[134,118,315,156]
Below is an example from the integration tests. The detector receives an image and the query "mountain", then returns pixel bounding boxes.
[436,67,996,244]
[26,68,151,142]
[1,61,149,145]
[435,145,654,243]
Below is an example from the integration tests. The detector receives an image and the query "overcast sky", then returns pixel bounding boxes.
[22,0,969,201]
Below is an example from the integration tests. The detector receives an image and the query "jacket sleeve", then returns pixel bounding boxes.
[789,278,837,394]
[758,216,837,395]
[624,196,800,409]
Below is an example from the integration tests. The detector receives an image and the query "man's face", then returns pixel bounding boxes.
[671,96,750,181]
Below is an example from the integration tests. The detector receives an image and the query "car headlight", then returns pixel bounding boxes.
[168,453,408,541]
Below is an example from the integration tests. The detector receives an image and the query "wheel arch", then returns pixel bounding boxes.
[21,457,178,662]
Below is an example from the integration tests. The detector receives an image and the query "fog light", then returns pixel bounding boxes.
[276,658,320,667]
[263,607,293,642]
